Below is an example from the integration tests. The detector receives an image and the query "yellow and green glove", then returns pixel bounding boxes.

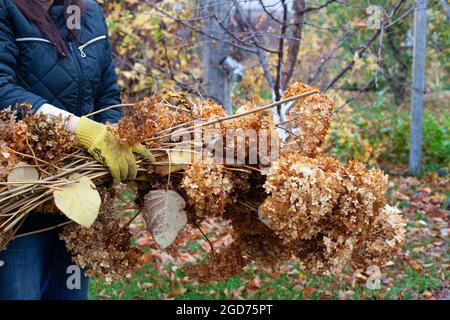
[75,117,154,184]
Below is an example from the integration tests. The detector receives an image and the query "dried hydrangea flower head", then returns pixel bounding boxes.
[193,99,227,120]
[257,152,404,275]
[60,189,142,281]
[335,160,388,237]
[182,155,233,217]
[0,145,18,181]
[284,82,335,157]
[353,204,406,268]
[259,153,343,242]
[0,105,76,176]
[226,200,294,266]
[183,242,249,283]
[115,97,192,147]
[221,103,279,165]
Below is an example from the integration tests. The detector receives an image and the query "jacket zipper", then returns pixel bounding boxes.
[69,41,84,116]
[17,35,107,59]
[16,37,53,44]
[16,36,106,115]
[78,35,107,58]
[16,37,66,56]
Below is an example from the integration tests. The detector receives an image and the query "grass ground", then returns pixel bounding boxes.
[89,173,449,300]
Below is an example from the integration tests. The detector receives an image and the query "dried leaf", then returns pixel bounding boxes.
[7,161,39,188]
[143,189,187,248]
[53,175,101,228]
[154,150,194,176]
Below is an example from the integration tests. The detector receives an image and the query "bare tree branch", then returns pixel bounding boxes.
[283,0,338,27]
[322,0,407,92]
[212,13,279,54]
[332,76,376,114]
[281,0,306,90]
[298,0,337,15]
[258,0,283,24]
[143,0,258,54]
[273,0,288,102]
[233,1,276,91]
[308,30,355,84]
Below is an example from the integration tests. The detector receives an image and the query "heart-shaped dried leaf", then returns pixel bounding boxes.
[53,175,101,228]
[143,189,187,248]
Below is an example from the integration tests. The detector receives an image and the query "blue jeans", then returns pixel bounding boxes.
[0,227,89,300]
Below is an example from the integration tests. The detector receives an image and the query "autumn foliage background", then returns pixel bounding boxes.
[85,0,449,299]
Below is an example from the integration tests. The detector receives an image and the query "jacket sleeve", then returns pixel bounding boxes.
[93,5,122,124]
[0,0,48,112]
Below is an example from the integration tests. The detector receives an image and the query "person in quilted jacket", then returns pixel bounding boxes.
[0,0,152,300]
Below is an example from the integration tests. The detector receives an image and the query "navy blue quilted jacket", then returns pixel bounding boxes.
[0,0,122,124]
[0,0,122,232]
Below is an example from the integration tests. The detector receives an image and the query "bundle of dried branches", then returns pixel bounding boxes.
[0,84,405,282]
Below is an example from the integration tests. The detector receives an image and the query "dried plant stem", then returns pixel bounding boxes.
[148,91,319,142]
[84,103,135,117]
[2,194,53,232]
[155,119,200,136]
[1,190,52,226]
[223,167,252,174]
[194,221,216,254]
[237,201,258,212]
[0,180,73,185]
[7,148,63,171]
[13,221,72,239]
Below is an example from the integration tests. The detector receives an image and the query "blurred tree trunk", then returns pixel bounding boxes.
[201,0,232,114]
[409,0,428,176]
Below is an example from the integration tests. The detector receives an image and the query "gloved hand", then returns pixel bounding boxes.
[75,117,154,184]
